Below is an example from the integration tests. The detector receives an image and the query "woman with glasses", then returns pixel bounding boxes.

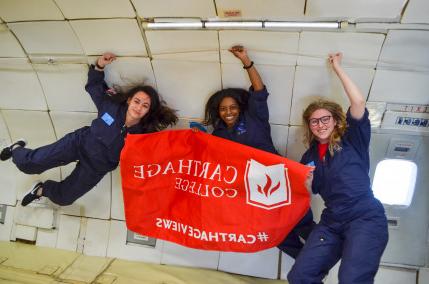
[195,45,314,259]
[287,53,388,283]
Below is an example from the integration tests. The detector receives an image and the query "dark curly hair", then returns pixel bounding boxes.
[110,85,178,132]
[204,88,249,127]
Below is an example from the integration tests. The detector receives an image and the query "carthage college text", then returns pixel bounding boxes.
[133,159,239,199]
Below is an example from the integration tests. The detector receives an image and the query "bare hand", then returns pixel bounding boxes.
[191,127,200,133]
[229,45,251,65]
[328,52,342,68]
[305,168,314,193]
[97,52,117,68]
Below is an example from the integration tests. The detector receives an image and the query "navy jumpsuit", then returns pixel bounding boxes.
[288,109,388,284]
[213,86,314,259]
[12,66,145,206]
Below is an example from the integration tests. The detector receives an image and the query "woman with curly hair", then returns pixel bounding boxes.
[287,53,388,283]
[1,52,178,207]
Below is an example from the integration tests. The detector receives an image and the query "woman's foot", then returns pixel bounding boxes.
[0,139,26,161]
[21,182,43,206]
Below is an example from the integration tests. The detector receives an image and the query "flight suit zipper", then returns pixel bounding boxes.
[121,124,127,136]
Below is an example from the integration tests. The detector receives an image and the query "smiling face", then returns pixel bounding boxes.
[308,108,337,144]
[219,97,240,128]
[127,91,151,123]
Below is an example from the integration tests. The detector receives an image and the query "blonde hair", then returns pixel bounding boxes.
[302,99,347,156]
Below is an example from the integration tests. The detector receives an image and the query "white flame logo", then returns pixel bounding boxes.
[245,159,291,210]
[257,174,281,197]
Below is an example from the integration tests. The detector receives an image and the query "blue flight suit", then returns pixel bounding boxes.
[288,109,388,284]
[213,86,315,259]
[12,66,145,206]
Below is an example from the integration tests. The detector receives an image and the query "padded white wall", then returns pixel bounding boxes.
[306,0,407,22]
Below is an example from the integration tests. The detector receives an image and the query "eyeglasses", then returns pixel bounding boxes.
[308,115,332,127]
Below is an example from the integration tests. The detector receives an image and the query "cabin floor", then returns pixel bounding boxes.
[0,241,286,284]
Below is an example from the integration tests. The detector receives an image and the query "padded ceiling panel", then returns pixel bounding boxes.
[0,112,16,206]
[0,59,47,111]
[107,220,163,263]
[369,70,429,104]
[111,168,124,220]
[378,30,429,71]
[219,31,299,66]
[161,241,219,269]
[50,111,96,139]
[152,60,221,119]
[60,164,111,219]
[286,126,306,162]
[401,0,429,24]
[146,30,218,57]
[131,0,216,18]
[298,31,385,68]
[218,248,279,279]
[290,66,374,125]
[2,110,56,149]
[306,0,407,22]
[82,219,110,257]
[9,21,83,55]
[55,0,135,19]
[2,110,60,203]
[270,124,288,157]
[221,63,295,125]
[70,19,147,56]
[215,0,305,20]
[104,57,156,91]
[55,215,80,251]
[153,51,219,62]
[0,113,11,147]
[0,0,63,22]
[34,64,96,112]
[0,25,26,57]
[145,30,219,62]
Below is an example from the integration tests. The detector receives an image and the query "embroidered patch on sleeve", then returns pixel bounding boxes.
[101,112,115,126]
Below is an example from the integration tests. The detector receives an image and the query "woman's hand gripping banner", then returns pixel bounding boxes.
[120,130,311,252]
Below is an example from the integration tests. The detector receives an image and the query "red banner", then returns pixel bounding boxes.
[120,130,311,252]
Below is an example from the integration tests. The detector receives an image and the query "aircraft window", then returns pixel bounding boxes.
[372,159,417,207]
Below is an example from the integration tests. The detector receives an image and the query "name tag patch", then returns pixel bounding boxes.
[101,112,114,126]
[306,161,315,167]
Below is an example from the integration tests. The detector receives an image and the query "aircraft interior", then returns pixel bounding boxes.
[0,0,428,283]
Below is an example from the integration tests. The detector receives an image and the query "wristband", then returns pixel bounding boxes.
[95,62,104,70]
[243,61,254,69]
